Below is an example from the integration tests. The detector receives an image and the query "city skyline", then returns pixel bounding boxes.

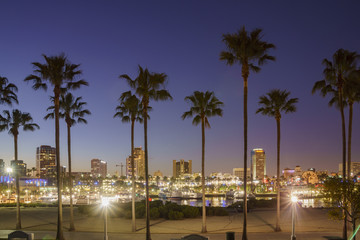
[0,2,360,177]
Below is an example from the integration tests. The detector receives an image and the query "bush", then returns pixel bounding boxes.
[182,205,200,218]
[168,210,184,220]
[150,207,160,219]
[135,204,145,218]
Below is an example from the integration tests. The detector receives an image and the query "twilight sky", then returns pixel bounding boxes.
[0,1,360,177]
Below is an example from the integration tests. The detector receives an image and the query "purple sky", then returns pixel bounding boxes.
[0,1,360,176]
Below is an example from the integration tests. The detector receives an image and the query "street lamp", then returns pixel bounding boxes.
[6,167,12,201]
[102,198,109,240]
[291,195,298,240]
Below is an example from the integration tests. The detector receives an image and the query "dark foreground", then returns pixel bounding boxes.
[0,205,354,239]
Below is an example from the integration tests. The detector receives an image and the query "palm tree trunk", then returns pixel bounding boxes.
[275,118,281,232]
[347,103,353,179]
[242,66,248,240]
[339,88,347,240]
[67,123,75,231]
[131,119,136,232]
[54,88,64,240]
[201,117,207,233]
[144,105,151,240]
[14,134,21,230]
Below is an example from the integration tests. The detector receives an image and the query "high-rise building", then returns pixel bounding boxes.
[339,162,360,177]
[0,159,4,175]
[91,159,107,177]
[10,160,27,176]
[233,168,250,180]
[294,165,302,176]
[173,159,192,178]
[251,148,266,181]
[36,145,56,178]
[126,147,145,178]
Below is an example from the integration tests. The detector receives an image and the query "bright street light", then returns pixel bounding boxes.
[291,195,298,240]
[102,198,109,240]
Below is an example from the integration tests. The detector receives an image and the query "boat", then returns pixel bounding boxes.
[169,190,182,199]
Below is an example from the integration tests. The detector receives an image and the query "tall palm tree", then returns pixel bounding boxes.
[120,65,172,240]
[220,26,275,238]
[0,109,39,229]
[256,89,298,232]
[312,48,359,240]
[24,54,87,240]
[182,91,223,233]
[0,76,18,109]
[45,92,91,231]
[114,91,143,232]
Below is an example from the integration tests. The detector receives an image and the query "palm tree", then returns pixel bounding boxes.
[220,26,275,238]
[24,54,87,240]
[328,71,360,180]
[182,91,223,233]
[114,91,143,232]
[45,92,91,231]
[256,89,298,232]
[120,65,172,240]
[0,109,39,229]
[312,49,359,240]
[0,76,18,107]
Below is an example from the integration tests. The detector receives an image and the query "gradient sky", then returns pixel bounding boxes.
[1,1,360,177]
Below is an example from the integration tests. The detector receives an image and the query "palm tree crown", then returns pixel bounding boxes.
[220,26,275,77]
[24,54,88,92]
[182,91,223,125]
[120,65,172,106]
[256,89,298,119]
[114,91,144,123]
[0,109,39,136]
[0,76,18,106]
[45,93,91,126]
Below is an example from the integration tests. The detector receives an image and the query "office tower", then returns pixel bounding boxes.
[251,148,266,181]
[153,170,163,177]
[339,162,360,177]
[36,145,56,178]
[10,160,27,176]
[294,165,302,176]
[173,159,192,178]
[233,168,251,180]
[0,159,4,175]
[126,147,145,178]
[91,159,107,177]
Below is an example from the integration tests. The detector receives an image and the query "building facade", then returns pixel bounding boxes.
[233,168,251,180]
[10,160,27,177]
[251,148,266,181]
[0,159,4,175]
[36,145,56,178]
[126,147,145,178]
[339,162,360,177]
[91,159,107,177]
[173,159,192,178]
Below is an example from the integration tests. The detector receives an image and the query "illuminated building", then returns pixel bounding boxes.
[153,170,163,177]
[251,148,266,181]
[294,165,302,176]
[283,168,295,180]
[36,145,56,178]
[126,147,145,178]
[91,159,107,177]
[339,162,360,177]
[0,159,4,175]
[233,168,250,180]
[173,159,192,178]
[10,160,27,176]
